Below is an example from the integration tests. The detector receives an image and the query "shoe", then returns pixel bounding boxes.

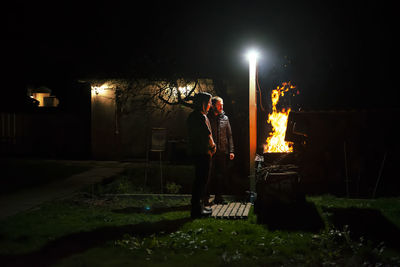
[203,206,212,212]
[200,208,212,216]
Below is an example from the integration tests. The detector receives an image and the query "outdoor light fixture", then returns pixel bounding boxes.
[247,48,259,191]
[91,83,112,95]
[246,49,259,63]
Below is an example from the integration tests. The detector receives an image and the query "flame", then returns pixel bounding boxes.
[264,82,295,153]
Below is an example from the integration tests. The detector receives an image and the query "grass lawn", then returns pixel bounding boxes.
[1,163,399,266]
[91,162,247,195]
[97,163,197,194]
[1,187,400,266]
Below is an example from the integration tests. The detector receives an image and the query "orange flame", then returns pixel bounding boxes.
[264,82,295,153]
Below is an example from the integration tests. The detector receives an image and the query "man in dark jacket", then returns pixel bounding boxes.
[207,96,234,204]
[187,92,216,218]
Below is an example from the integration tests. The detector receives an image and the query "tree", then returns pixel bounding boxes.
[113,77,215,118]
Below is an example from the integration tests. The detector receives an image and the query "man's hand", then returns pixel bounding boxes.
[208,146,216,156]
[229,153,235,160]
[208,135,216,155]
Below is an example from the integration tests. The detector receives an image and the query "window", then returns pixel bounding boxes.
[28,87,59,107]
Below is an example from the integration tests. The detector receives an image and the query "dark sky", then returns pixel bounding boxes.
[5,0,398,109]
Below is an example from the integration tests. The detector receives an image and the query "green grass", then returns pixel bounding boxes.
[89,163,247,195]
[0,195,189,255]
[54,195,400,266]
[86,163,196,195]
[311,195,400,226]
[1,179,400,266]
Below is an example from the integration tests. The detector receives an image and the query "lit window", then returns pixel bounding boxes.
[28,86,59,107]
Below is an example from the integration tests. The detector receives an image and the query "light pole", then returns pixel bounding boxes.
[247,50,258,191]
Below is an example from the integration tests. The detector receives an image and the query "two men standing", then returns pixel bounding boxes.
[187,93,234,218]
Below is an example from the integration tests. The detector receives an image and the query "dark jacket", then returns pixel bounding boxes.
[208,111,234,154]
[187,110,215,156]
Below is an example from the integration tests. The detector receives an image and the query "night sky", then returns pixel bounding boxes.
[4,0,398,109]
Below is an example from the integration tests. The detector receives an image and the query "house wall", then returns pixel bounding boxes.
[118,103,193,159]
[90,79,215,160]
[91,88,119,159]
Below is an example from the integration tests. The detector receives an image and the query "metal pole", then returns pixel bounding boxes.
[160,151,163,193]
[344,141,349,198]
[249,55,257,191]
[372,152,387,198]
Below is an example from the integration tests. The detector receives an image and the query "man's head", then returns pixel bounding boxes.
[193,92,212,114]
[212,96,224,115]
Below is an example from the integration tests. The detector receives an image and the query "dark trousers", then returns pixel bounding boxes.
[191,154,212,213]
[209,152,229,200]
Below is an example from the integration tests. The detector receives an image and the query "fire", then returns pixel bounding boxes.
[264,82,296,153]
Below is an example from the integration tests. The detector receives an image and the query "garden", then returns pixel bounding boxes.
[1,163,400,266]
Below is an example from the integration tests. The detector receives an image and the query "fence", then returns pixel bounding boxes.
[0,110,90,158]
